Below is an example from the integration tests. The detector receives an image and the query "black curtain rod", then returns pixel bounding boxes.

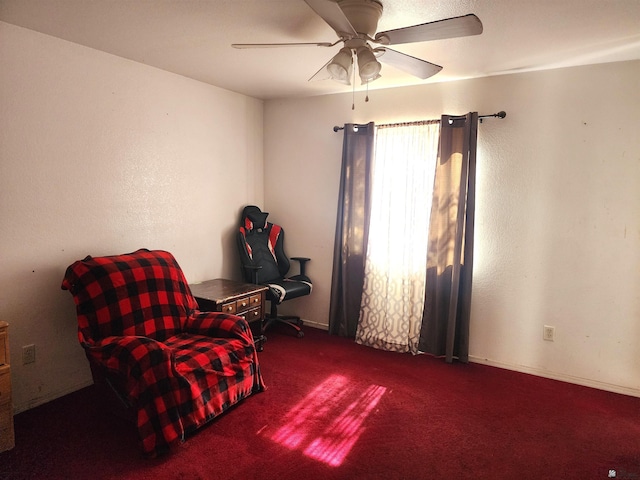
[332,111,506,132]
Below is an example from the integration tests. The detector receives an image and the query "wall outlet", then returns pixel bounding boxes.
[543,325,555,342]
[22,344,36,364]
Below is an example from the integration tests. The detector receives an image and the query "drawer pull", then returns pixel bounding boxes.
[240,301,248,308]
[226,306,233,312]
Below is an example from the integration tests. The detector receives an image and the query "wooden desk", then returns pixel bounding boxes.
[190,279,268,351]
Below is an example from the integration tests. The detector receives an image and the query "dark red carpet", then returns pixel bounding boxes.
[1,326,639,479]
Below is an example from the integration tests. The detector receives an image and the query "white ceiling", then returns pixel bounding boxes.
[1,0,640,100]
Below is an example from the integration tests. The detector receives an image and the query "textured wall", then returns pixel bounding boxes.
[264,60,640,396]
[0,22,264,412]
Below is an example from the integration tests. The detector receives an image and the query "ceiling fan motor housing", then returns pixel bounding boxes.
[338,0,383,37]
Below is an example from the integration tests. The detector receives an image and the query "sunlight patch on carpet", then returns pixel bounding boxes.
[270,374,386,467]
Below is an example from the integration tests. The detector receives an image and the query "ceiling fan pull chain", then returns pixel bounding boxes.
[352,63,356,110]
[365,80,370,103]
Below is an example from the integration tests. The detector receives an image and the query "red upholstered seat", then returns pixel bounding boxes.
[61,249,264,456]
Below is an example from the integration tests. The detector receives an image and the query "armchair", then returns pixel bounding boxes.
[61,249,264,456]
[237,206,312,338]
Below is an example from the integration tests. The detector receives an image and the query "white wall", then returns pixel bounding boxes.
[264,60,640,396]
[0,22,264,412]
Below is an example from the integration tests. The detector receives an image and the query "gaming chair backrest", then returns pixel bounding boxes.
[237,206,290,284]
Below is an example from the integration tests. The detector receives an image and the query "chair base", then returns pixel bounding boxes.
[263,315,304,338]
[254,334,267,352]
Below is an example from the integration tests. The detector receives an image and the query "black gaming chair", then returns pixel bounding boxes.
[237,206,312,338]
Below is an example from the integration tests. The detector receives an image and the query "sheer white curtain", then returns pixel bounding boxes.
[355,121,440,354]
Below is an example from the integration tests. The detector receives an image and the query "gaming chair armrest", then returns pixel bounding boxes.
[291,257,310,277]
[242,264,262,284]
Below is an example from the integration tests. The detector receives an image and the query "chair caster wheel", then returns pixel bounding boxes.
[297,330,304,338]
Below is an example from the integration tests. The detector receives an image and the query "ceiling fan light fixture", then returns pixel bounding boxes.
[361,73,381,85]
[356,46,381,83]
[327,47,353,85]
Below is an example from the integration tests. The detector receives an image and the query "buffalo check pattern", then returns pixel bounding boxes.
[61,249,264,456]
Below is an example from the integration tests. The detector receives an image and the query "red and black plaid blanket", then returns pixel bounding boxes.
[61,249,265,455]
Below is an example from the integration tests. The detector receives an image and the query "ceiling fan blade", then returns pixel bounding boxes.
[376,14,483,45]
[304,0,357,37]
[378,48,442,79]
[308,58,333,82]
[232,42,335,49]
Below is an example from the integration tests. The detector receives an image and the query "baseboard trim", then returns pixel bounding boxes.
[302,320,328,331]
[13,378,94,415]
[469,355,640,398]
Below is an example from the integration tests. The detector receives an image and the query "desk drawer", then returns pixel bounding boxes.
[0,404,14,452]
[0,406,12,429]
[238,307,262,325]
[249,294,262,308]
[219,301,237,314]
[0,367,10,406]
[236,294,262,313]
[0,330,7,365]
[236,296,251,313]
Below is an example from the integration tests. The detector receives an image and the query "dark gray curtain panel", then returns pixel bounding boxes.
[328,123,375,338]
[419,113,478,363]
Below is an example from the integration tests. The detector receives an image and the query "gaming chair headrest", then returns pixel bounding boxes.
[241,205,269,232]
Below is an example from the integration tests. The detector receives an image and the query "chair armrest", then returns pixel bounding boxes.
[183,312,254,344]
[241,263,262,284]
[291,257,311,277]
[83,335,173,377]
[82,335,184,456]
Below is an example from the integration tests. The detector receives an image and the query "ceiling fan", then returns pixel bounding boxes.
[232,0,483,86]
